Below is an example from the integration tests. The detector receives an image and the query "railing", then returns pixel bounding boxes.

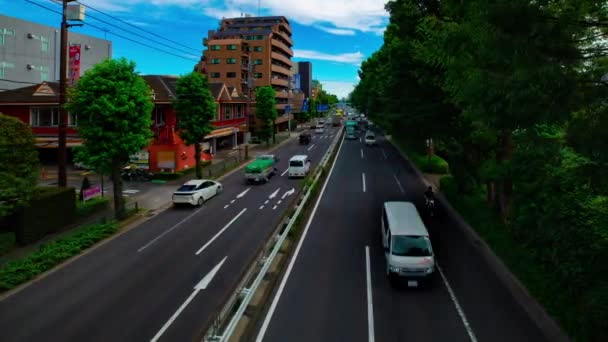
[271,38,293,57]
[201,127,344,342]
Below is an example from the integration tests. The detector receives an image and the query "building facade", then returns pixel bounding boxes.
[297,61,312,99]
[195,16,294,133]
[0,14,112,91]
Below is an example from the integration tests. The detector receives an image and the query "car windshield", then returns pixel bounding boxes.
[177,184,197,192]
[391,235,432,257]
[290,160,304,167]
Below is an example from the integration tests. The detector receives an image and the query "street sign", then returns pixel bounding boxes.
[317,104,329,112]
[285,105,291,113]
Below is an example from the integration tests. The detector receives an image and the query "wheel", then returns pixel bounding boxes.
[197,197,204,206]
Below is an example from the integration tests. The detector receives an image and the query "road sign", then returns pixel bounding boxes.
[285,105,291,113]
[317,104,329,112]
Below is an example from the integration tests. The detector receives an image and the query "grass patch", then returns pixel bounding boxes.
[0,232,15,255]
[393,137,449,174]
[440,176,580,340]
[0,221,119,292]
[76,196,110,218]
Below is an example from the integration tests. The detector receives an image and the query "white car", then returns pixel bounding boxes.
[315,127,325,134]
[365,133,376,146]
[172,179,223,207]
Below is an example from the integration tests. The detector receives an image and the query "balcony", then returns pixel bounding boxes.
[274,91,289,98]
[271,64,291,77]
[271,77,289,87]
[271,52,293,67]
[275,30,293,47]
[271,39,293,57]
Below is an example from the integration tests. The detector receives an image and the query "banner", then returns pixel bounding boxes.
[68,45,81,86]
[82,185,101,201]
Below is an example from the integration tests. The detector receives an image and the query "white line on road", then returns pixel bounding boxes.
[259,205,264,210]
[307,144,315,151]
[361,148,364,159]
[230,199,235,204]
[277,200,282,205]
[381,148,387,159]
[224,205,229,209]
[236,188,250,198]
[195,208,247,255]
[393,174,404,193]
[282,188,295,199]
[138,208,203,252]
[438,264,479,342]
[362,172,367,192]
[272,205,278,210]
[365,246,376,342]
[256,132,345,342]
[281,168,289,176]
[360,137,362,143]
[264,200,269,204]
[151,257,227,342]
[269,188,281,199]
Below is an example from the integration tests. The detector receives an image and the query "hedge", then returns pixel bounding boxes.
[0,221,119,292]
[76,196,110,218]
[0,232,15,255]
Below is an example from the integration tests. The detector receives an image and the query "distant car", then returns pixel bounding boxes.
[299,132,312,144]
[315,127,325,134]
[365,132,376,146]
[318,120,326,127]
[172,179,222,207]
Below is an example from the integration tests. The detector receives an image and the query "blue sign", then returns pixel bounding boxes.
[285,105,291,113]
[302,98,308,112]
[293,74,301,90]
[317,104,330,112]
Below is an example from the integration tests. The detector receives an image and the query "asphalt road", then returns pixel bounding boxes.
[256,128,548,342]
[0,127,341,342]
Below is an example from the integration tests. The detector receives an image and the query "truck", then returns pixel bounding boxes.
[331,114,342,127]
[345,120,358,139]
[244,154,278,184]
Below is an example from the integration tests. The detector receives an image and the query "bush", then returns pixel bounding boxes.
[0,221,118,292]
[410,153,450,174]
[76,196,110,218]
[0,232,15,255]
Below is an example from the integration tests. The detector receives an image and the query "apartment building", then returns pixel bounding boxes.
[195,15,294,133]
[0,14,111,91]
[297,61,312,99]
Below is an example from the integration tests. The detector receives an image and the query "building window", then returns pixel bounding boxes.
[41,36,49,52]
[224,105,232,120]
[227,72,236,78]
[254,59,263,65]
[40,65,49,82]
[211,59,220,64]
[30,107,60,127]
[210,72,221,78]
[155,108,165,126]
[236,104,244,118]
[0,28,15,46]
[255,35,265,40]
[254,73,263,78]
[254,46,263,52]
[227,44,237,50]
[69,112,77,126]
[211,45,221,50]
[226,58,237,64]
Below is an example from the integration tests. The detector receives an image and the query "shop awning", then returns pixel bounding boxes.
[205,127,239,139]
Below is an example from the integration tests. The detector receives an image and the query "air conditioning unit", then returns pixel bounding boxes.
[27,64,36,70]
[27,33,36,39]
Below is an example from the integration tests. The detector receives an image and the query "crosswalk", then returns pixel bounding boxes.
[311,135,334,140]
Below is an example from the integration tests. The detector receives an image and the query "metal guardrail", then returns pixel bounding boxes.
[202,127,344,342]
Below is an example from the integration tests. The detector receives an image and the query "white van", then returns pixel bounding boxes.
[288,155,310,178]
[381,201,435,287]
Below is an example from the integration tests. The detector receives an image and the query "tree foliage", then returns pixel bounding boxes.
[0,113,39,217]
[174,72,216,179]
[255,86,277,145]
[67,58,153,219]
[353,0,608,339]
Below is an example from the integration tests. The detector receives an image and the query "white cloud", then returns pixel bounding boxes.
[123,19,152,27]
[320,81,355,99]
[294,49,364,65]
[316,26,356,36]
[202,7,243,20]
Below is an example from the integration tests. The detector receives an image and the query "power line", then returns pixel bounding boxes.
[23,0,198,62]
[48,0,200,57]
[74,0,201,53]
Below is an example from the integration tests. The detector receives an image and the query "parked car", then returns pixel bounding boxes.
[299,132,312,145]
[172,179,223,207]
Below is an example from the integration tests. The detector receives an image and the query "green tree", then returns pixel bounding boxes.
[255,86,277,145]
[67,58,153,219]
[0,113,39,217]
[174,72,216,179]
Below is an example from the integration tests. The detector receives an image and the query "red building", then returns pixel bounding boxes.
[0,76,249,172]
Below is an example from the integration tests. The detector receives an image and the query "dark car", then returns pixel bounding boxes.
[299,132,312,145]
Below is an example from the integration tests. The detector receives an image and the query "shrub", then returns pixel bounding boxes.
[0,232,15,255]
[76,196,110,218]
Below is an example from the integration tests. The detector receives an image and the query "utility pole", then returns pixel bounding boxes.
[57,0,82,187]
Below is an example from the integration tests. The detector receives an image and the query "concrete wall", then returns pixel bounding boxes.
[0,14,112,91]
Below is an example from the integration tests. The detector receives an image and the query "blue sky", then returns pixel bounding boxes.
[1,0,388,98]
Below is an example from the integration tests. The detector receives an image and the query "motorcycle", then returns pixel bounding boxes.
[425,197,436,217]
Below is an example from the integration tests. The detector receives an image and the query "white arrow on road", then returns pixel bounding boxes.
[281,188,295,199]
[151,256,227,342]
[236,188,250,199]
[269,188,281,199]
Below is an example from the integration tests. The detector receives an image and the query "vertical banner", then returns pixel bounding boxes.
[68,45,81,86]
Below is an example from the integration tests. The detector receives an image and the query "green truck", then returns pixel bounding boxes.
[345,120,358,140]
[245,154,279,184]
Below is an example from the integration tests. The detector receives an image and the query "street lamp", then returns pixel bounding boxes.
[57,0,84,187]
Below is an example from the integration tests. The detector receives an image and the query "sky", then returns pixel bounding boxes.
[1,0,389,99]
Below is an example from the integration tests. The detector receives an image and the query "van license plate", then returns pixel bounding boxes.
[407,280,418,287]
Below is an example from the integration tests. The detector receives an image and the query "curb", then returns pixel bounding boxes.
[386,138,570,342]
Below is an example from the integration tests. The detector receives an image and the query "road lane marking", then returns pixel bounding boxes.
[281,168,289,176]
[269,188,280,199]
[230,199,235,204]
[272,205,278,210]
[224,205,229,209]
[282,188,295,199]
[195,208,247,255]
[236,188,250,198]
[307,144,315,151]
[151,257,227,342]
[393,174,404,193]
[256,132,345,342]
[138,208,204,252]
[381,148,387,159]
[362,173,367,192]
[265,200,269,204]
[361,148,364,159]
[438,264,479,342]
[365,246,376,342]
[360,137,362,143]
[277,200,282,205]
[259,205,264,210]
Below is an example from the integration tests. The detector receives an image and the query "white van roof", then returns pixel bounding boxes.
[383,201,428,236]
[289,155,308,161]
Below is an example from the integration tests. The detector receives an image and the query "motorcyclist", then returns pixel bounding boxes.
[424,186,435,206]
